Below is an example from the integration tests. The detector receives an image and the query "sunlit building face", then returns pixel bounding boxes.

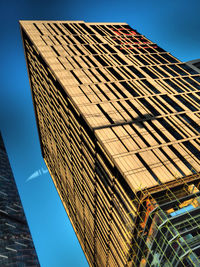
[21,20,200,267]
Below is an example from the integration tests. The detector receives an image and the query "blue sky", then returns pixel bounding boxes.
[0,0,200,266]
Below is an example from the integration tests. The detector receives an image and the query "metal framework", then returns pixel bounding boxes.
[20,20,200,266]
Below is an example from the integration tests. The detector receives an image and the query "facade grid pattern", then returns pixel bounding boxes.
[0,132,40,266]
[20,20,200,266]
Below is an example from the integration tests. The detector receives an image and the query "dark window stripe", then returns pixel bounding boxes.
[136,153,162,184]
[97,104,114,124]
[158,118,183,140]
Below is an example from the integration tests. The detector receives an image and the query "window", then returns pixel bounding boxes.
[85,56,98,67]
[73,35,85,44]
[135,55,149,65]
[90,25,105,36]
[102,43,116,54]
[96,69,110,82]
[128,66,145,78]
[112,54,127,65]
[188,93,200,104]
[180,64,199,75]
[161,65,177,77]
[183,141,200,161]
[161,53,179,63]
[63,23,77,34]
[152,66,169,78]
[175,95,197,111]
[161,95,183,112]
[120,81,139,97]
[141,67,158,79]
[142,80,160,94]
[168,64,187,76]
[149,44,165,53]
[108,67,124,80]
[164,79,184,93]
[94,55,108,67]
[183,77,200,90]
[79,23,95,35]
[180,114,200,133]
[84,44,97,55]
[99,25,115,35]
[169,145,194,171]
[150,54,168,64]
[139,98,160,116]
[158,118,182,140]
[91,35,103,44]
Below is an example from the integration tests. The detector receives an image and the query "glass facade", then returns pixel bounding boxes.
[136,187,200,266]
[0,132,39,266]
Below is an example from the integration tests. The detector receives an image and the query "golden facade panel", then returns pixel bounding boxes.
[21,20,200,266]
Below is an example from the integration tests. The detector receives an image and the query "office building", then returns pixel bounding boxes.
[0,132,40,265]
[20,20,200,266]
[186,59,200,74]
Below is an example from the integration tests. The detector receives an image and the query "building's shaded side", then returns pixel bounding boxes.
[20,20,200,267]
[0,133,40,266]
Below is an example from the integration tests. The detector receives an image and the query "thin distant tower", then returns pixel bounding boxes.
[0,132,40,266]
[21,20,200,266]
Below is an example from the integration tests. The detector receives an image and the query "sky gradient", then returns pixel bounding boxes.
[1,0,200,266]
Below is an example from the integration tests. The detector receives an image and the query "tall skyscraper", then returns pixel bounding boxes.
[186,59,200,74]
[20,20,200,266]
[0,132,40,266]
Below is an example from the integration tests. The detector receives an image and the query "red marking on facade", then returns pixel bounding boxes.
[120,47,134,50]
[123,33,135,36]
[112,28,137,36]
[111,28,140,49]
[137,46,149,49]
[131,30,137,35]
[113,31,121,35]
[117,28,127,30]
[140,199,157,229]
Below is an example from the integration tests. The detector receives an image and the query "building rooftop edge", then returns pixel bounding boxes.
[19,20,127,25]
